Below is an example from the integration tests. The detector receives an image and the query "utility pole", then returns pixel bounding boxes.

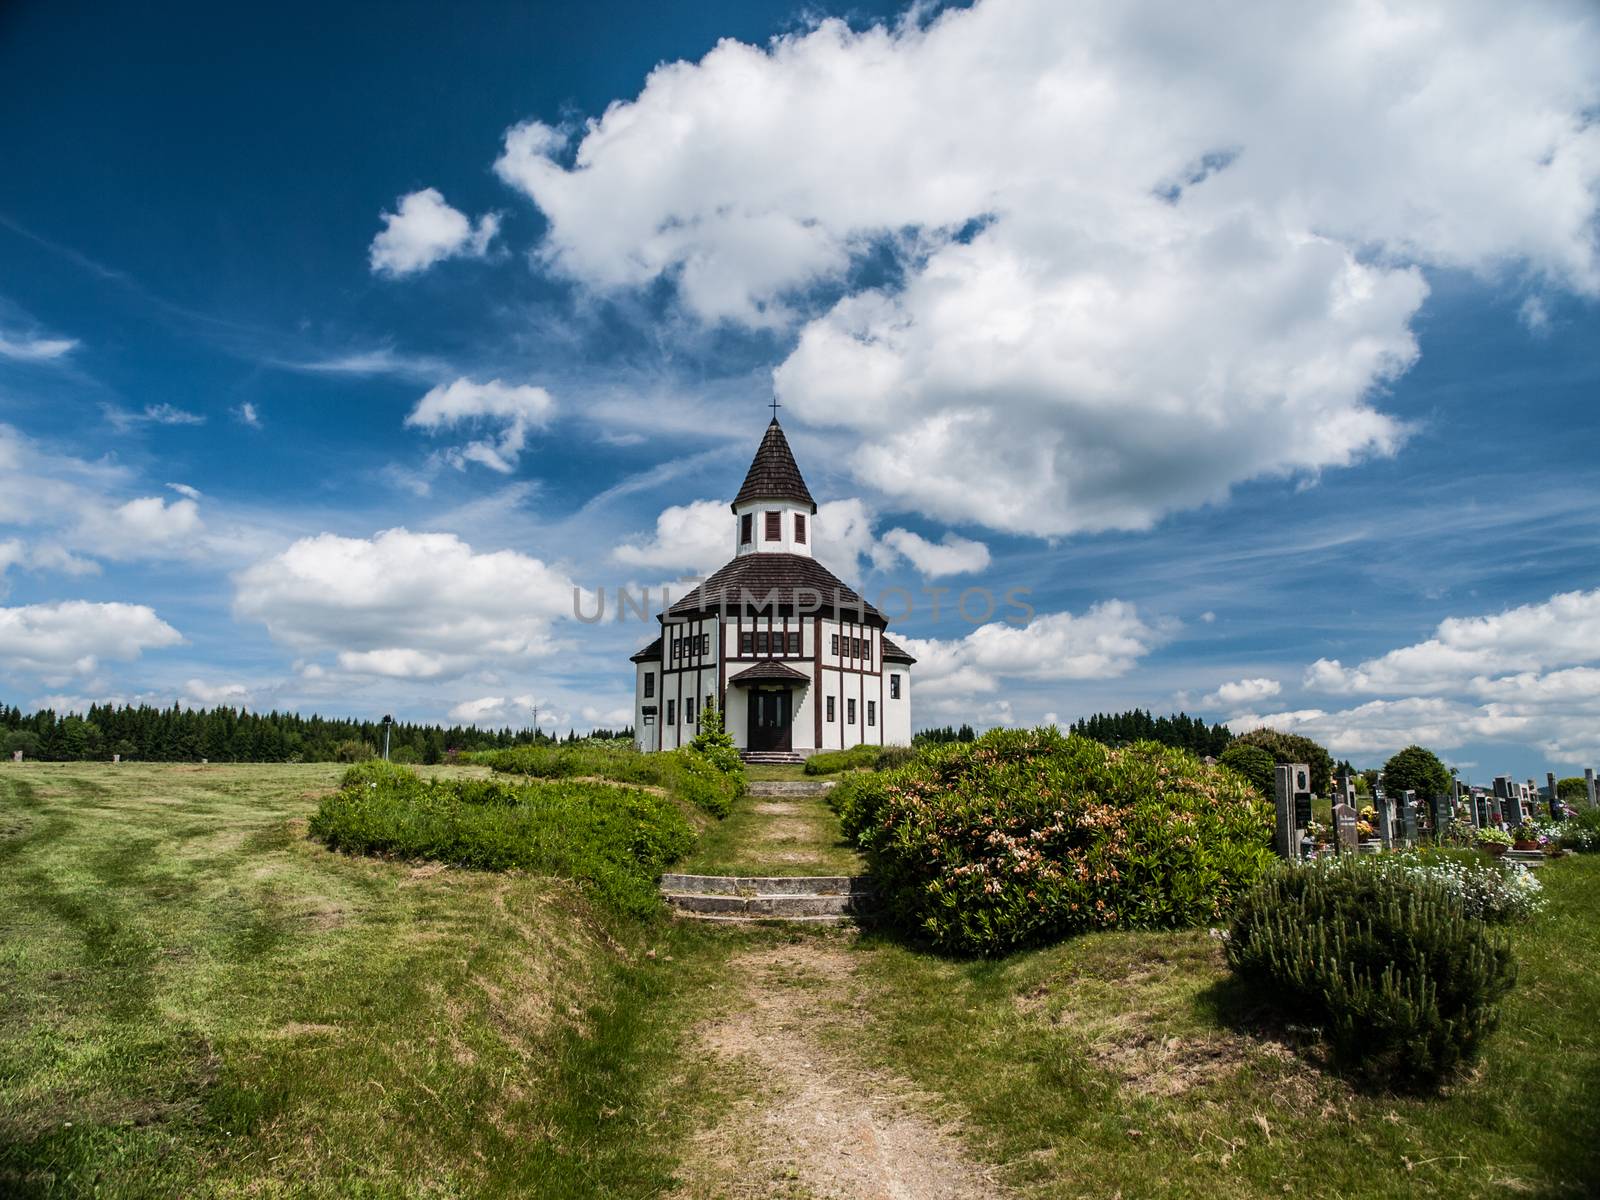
[381,714,393,761]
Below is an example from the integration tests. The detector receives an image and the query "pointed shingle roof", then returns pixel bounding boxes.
[732,418,817,513]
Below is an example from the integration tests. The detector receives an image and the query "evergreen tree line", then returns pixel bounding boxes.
[0,702,632,764]
[1068,709,1233,757]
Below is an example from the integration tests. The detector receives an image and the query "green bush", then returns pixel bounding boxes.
[310,765,695,919]
[1218,743,1276,797]
[1228,728,1334,796]
[804,745,882,775]
[804,743,919,775]
[1225,856,1517,1089]
[687,705,743,776]
[834,728,1275,955]
[468,741,743,817]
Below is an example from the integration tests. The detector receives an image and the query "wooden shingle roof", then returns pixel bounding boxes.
[731,418,817,513]
[666,553,884,625]
[727,660,811,685]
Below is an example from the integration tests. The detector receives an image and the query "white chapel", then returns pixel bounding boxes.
[631,416,915,760]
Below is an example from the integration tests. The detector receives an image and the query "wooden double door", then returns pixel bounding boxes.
[746,689,793,751]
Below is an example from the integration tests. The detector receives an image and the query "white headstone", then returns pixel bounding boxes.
[10,750,20,763]
[1587,768,1597,809]
[112,753,120,764]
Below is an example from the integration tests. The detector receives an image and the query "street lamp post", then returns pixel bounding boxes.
[381,714,393,762]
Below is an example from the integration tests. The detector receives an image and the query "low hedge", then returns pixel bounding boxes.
[832,727,1275,955]
[804,744,920,776]
[311,765,696,918]
[468,744,743,818]
[1226,856,1518,1089]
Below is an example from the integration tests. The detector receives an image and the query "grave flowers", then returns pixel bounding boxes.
[1512,823,1545,852]
[1476,827,1513,856]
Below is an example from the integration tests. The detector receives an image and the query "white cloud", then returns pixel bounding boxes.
[166,482,202,500]
[405,377,555,473]
[369,188,500,277]
[0,601,183,680]
[105,403,205,432]
[1306,588,1600,695]
[234,528,578,681]
[495,0,1600,535]
[183,679,251,707]
[904,600,1173,699]
[611,494,898,584]
[77,496,204,557]
[235,402,262,428]
[881,528,990,577]
[0,331,77,361]
[613,499,732,575]
[1287,588,1600,764]
[1202,676,1282,708]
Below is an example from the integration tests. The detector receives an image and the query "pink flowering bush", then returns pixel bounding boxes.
[832,727,1274,955]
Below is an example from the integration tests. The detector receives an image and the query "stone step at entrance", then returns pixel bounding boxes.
[660,873,874,923]
[739,749,805,765]
[746,779,836,798]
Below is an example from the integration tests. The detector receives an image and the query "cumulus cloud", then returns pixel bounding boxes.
[0,330,77,361]
[405,377,555,473]
[1306,589,1600,696]
[183,679,251,707]
[613,499,732,575]
[369,188,500,277]
[1202,676,1282,708]
[881,528,990,577]
[904,600,1173,699]
[0,600,183,680]
[611,495,898,584]
[77,496,204,557]
[495,0,1600,535]
[234,528,578,681]
[1288,588,1600,763]
[235,402,262,428]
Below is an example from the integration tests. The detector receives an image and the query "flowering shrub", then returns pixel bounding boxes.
[832,728,1274,955]
[1558,805,1600,852]
[1385,850,1544,923]
[1226,855,1517,1090]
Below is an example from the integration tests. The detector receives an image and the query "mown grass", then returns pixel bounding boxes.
[822,855,1600,1198]
[676,786,864,878]
[0,762,728,1199]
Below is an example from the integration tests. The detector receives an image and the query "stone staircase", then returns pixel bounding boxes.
[739,749,806,766]
[659,873,873,923]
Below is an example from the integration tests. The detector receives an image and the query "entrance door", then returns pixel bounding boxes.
[746,690,792,751]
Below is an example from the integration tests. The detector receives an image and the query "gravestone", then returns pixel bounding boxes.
[1333,801,1360,853]
[1548,772,1561,820]
[1401,790,1419,844]
[1472,791,1489,829]
[1374,786,1394,849]
[1587,768,1597,809]
[1272,764,1297,859]
[1432,793,1452,840]
[10,750,20,763]
[112,753,120,764]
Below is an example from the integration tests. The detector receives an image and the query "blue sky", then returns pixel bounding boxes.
[2,0,1598,781]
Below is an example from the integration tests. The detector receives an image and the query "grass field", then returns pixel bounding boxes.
[0,762,726,1198]
[5,762,1598,1198]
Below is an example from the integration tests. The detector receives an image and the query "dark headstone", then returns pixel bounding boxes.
[1333,802,1360,853]
[1432,793,1452,839]
[1401,791,1419,844]
[1548,772,1562,821]
[1374,787,1393,849]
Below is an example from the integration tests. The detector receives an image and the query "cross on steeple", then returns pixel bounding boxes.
[768,395,781,419]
